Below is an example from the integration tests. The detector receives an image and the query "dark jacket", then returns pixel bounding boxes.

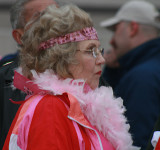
[0,55,26,149]
[102,37,160,150]
[0,52,18,66]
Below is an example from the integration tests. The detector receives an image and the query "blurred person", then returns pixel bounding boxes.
[3,4,139,150]
[0,0,58,149]
[100,0,160,149]
[104,49,119,69]
[102,48,122,88]
[0,0,58,66]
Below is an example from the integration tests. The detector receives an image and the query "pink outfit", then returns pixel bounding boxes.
[3,68,139,150]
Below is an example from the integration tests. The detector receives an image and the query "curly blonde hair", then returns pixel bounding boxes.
[20,4,93,79]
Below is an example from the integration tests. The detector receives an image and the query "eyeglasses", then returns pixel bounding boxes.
[77,47,104,58]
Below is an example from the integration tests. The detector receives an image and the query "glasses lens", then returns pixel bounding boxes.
[100,48,104,56]
[92,47,104,58]
[92,47,97,58]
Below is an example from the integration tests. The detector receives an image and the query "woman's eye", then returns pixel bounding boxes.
[84,47,96,55]
[85,47,93,52]
[85,50,93,55]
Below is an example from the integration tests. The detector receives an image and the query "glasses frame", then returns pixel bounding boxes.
[77,47,104,58]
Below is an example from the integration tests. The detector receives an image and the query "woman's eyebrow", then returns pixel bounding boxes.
[86,43,100,48]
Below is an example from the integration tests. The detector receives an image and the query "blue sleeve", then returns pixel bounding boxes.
[115,69,160,150]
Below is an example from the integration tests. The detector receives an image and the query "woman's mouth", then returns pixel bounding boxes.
[96,71,102,75]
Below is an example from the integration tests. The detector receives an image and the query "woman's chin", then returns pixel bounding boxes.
[88,81,99,90]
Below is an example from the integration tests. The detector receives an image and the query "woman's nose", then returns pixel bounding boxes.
[96,53,105,65]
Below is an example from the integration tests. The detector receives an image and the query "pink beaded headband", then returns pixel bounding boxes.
[38,27,98,51]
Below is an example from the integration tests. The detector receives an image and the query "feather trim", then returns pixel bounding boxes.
[15,69,139,150]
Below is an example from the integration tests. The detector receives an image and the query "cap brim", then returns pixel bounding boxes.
[100,17,120,28]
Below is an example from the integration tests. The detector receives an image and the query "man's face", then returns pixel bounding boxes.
[14,0,57,45]
[110,21,131,59]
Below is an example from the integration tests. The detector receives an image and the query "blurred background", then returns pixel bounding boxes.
[0,0,160,57]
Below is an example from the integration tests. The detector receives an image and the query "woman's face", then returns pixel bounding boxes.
[69,40,105,89]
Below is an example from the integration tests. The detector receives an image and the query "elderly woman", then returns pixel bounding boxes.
[3,4,138,150]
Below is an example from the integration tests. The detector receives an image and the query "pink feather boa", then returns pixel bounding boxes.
[15,68,140,150]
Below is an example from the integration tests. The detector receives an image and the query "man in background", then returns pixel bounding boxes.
[100,0,160,149]
[0,0,58,148]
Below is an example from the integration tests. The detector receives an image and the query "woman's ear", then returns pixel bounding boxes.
[12,29,24,45]
[129,21,139,37]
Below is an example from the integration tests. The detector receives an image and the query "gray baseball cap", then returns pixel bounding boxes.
[100,0,160,29]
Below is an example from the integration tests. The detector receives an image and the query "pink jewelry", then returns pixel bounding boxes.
[38,27,98,51]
